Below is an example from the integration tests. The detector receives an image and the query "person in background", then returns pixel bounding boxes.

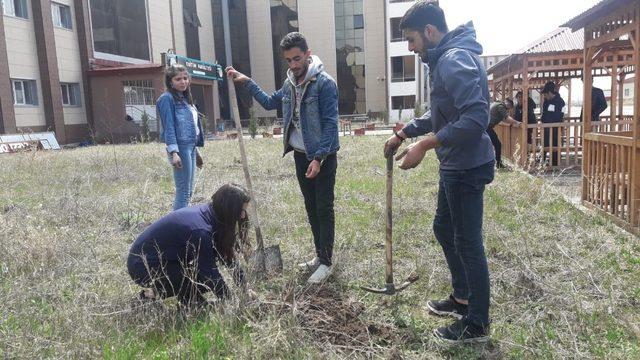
[157,64,205,210]
[488,99,521,169]
[540,81,565,167]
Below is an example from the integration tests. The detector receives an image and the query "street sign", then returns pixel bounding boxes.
[165,53,223,81]
[0,140,42,154]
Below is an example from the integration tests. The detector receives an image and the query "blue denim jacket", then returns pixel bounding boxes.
[244,71,340,161]
[157,91,204,154]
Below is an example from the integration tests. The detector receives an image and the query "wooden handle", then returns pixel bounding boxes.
[227,77,265,251]
[385,155,394,285]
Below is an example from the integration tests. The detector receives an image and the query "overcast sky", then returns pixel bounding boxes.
[439,0,601,56]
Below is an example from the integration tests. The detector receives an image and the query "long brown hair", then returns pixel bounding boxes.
[164,64,194,105]
[210,184,251,264]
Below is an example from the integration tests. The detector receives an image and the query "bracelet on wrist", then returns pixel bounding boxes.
[394,131,405,141]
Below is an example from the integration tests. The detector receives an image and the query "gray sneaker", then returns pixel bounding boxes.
[307,264,333,284]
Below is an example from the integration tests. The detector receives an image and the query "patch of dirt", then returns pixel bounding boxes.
[255,287,398,348]
[295,287,397,347]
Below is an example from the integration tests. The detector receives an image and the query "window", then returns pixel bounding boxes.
[60,83,81,106]
[52,2,72,29]
[625,88,630,97]
[123,80,154,106]
[353,14,363,29]
[182,0,200,59]
[391,96,415,110]
[90,0,150,61]
[391,55,416,82]
[11,79,38,106]
[335,0,366,114]
[390,18,402,42]
[2,0,28,18]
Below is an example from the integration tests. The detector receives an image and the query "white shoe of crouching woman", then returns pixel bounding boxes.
[307,264,333,284]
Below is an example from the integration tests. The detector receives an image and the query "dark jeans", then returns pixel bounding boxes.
[433,161,494,328]
[294,151,337,266]
[486,128,502,166]
[127,256,226,304]
[543,127,560,166]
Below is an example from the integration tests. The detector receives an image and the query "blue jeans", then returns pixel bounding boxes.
[170,145,197,210]
[433,160,494,328]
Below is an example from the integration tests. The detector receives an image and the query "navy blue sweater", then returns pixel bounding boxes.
[129,204,227,295]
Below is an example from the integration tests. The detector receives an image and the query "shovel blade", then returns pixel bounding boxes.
[264,245,283,274]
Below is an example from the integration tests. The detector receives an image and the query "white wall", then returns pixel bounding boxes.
[4,1,45,127]
[54,0,87,125]
[246,0,276,117]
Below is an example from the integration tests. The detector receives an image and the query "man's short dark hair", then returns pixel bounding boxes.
[505,98,514,107]
[399,1,448,33]
[280,32,308,53]
[541,81,557,95]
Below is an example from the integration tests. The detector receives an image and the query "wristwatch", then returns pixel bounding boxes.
[394,131,406,141]
[313,155,325,165]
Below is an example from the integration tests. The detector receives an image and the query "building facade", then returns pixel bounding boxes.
[386,0,428,122]
[0,0,428,144]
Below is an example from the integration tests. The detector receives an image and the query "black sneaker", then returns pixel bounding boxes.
[427,295,468,319]
[433,318,490,344]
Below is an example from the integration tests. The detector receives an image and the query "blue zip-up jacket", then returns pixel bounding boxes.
[128,204,230,298]
[157,91,205,154]
[244,56,340,161]
[402,22,494,170]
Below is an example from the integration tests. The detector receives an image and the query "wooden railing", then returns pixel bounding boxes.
[582,133,639,229]
[495,115,634,170]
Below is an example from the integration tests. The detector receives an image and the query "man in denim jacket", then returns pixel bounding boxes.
[384,1,494,344]
[226,32,339,284]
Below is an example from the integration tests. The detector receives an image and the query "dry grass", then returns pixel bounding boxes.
[0,136,638,359]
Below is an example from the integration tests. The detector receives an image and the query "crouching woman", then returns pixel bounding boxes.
[127,184,250,307]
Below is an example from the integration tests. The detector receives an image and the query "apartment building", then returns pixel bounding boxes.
[0,0,429,144]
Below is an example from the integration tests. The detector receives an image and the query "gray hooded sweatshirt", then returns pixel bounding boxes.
[286,55,324,152]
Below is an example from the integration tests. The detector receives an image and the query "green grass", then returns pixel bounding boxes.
[1,136,638,359]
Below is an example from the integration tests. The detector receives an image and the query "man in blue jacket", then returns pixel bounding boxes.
[385,1,494,343]
[226,32,339,284]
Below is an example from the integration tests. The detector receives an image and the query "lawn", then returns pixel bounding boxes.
[0,136,638,359]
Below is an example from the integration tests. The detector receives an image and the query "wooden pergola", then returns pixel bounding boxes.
[564,0,640,233]
[488,26,636,171]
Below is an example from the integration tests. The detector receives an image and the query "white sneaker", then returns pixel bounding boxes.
[297,257,320,270]
[307,264,333,284]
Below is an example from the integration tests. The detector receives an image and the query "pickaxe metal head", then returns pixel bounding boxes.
[360,273,419,295]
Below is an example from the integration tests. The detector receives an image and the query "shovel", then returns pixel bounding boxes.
[226,72,282,277]
[361,155,419,295]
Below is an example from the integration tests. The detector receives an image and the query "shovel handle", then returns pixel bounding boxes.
[227,76,265,252]
[385,155,394,285]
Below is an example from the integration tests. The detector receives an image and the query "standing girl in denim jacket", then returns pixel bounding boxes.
[157,64,205,210]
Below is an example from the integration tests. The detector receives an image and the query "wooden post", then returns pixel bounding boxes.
[521,56,529,166]
[618,72,626,127]
[582,46,594,202]
[567,79,572,118]
[610,58,618,131]
[631,22,640,228]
